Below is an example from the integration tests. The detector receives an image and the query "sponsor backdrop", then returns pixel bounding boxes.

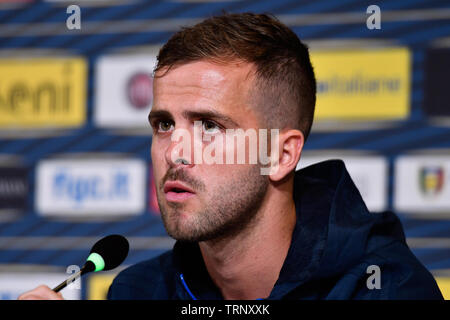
[0,0,449,300]
[0,57,87,129]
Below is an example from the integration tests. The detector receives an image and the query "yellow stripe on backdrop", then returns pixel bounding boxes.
[87,273,117,300]
[310,47,410,121]
[435,277,450,300]
[86,274,450,300]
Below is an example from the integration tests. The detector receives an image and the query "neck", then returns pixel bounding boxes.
[198,178,297,300]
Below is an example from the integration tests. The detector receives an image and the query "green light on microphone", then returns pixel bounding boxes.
[86,252,105,272]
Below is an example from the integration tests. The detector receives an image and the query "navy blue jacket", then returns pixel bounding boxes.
[107,160,443,300]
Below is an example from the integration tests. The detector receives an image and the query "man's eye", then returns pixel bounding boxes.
[202,120,220,133]
[158,121,174,132]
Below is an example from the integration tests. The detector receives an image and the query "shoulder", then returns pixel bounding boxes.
[107,250,176,300]
[351,240,443,300]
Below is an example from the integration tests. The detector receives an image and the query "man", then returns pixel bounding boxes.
[20,13,442,300]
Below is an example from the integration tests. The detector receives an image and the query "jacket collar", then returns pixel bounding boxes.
[171,159,374,299]
[172,239,222,299]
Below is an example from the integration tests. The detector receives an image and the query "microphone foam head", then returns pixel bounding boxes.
[88,234,129,272]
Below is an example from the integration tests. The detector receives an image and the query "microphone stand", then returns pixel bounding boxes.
[52,261,95,293]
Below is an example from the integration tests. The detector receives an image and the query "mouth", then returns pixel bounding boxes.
[163,181,196,202]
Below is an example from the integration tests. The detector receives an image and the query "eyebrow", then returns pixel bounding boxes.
[182,110,239,127]
[148,109,239,127]
[148,110,172,124]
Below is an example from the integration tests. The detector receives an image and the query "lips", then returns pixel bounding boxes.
[163,181,196,202]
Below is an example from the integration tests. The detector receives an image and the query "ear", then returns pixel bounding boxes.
[268,129,304,182]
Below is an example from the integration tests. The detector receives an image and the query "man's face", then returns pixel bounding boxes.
[150,60,269,242]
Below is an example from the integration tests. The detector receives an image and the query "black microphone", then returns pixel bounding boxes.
[52,234,129,293]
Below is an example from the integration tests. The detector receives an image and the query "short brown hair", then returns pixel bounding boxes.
[155,12,316,140]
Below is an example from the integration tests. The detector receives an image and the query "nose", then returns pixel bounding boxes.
[174,158,190,165]
[164,128,195,169]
